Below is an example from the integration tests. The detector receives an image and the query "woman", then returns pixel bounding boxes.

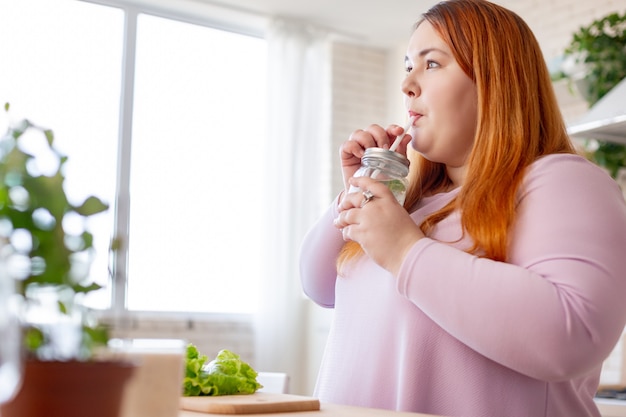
[299,0,626,416]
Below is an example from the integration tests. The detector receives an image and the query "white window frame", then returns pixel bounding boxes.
[80,0,269,320]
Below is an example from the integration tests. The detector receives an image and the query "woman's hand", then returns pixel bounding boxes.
[339,123,413,194]
[333,176,424,275]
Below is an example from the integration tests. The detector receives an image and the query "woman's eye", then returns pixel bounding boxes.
[426,60,440,69]
[404,57,413,73]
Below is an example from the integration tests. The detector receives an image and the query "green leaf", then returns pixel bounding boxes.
[44,129,54,147]
[11,119,32,139]
[83,324,110,348]
[590,142,626,177]
[24,326,45,352]
[109,236,123,252]
[74,196,109,216]
[73,282,103,294]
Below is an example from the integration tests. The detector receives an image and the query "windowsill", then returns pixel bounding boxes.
[596,398,626,417]
[92,309,254,331]
[97,309,253,321]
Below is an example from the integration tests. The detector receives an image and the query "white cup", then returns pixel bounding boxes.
[106,338,186,417]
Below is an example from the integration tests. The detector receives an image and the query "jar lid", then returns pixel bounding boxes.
[362,147,409,167]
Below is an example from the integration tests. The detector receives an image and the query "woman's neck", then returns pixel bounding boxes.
[446,164,467,189]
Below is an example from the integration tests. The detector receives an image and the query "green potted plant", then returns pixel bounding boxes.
[556,11,626,178]
[0,103,135,417]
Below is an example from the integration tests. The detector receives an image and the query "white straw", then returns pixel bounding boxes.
[389,116,415,152]
[369,117,414,180]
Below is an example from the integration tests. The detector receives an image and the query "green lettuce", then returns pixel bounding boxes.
[183,344,263,396]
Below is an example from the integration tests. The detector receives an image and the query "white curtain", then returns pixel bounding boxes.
[254,18,331,395]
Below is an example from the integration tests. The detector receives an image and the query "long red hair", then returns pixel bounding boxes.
[337,0,575,271]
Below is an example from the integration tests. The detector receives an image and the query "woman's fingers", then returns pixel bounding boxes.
[341,124,403,162]
[334,178,395,231]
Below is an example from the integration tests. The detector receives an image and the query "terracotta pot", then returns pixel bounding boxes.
[1,359,136,417]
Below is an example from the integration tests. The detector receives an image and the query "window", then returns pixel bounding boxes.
[0,0,123,309]
[127,14,266,313]
[0,0,267,314]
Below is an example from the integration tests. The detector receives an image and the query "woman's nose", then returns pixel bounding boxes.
[401,74,420,98]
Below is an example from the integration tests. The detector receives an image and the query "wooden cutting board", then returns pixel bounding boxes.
[180,393,321,414]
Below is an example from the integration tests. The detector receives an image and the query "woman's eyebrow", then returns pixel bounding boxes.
[406,47,449,64]
[417,47,448,57]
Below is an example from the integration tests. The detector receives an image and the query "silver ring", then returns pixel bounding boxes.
[360,190,374,208]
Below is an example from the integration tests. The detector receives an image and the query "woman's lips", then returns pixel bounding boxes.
[408,111,423,122]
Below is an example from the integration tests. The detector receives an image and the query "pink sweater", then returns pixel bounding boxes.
[299,154,626,417]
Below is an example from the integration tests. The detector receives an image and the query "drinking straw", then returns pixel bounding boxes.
[389,116,415,152]
[370,116,415,180]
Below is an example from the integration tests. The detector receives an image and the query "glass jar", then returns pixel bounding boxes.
[350,147,410,205]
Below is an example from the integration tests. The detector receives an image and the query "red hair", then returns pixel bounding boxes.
[338,0,575,271]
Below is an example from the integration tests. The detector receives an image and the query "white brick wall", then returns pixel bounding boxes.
[330,43,390,194]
